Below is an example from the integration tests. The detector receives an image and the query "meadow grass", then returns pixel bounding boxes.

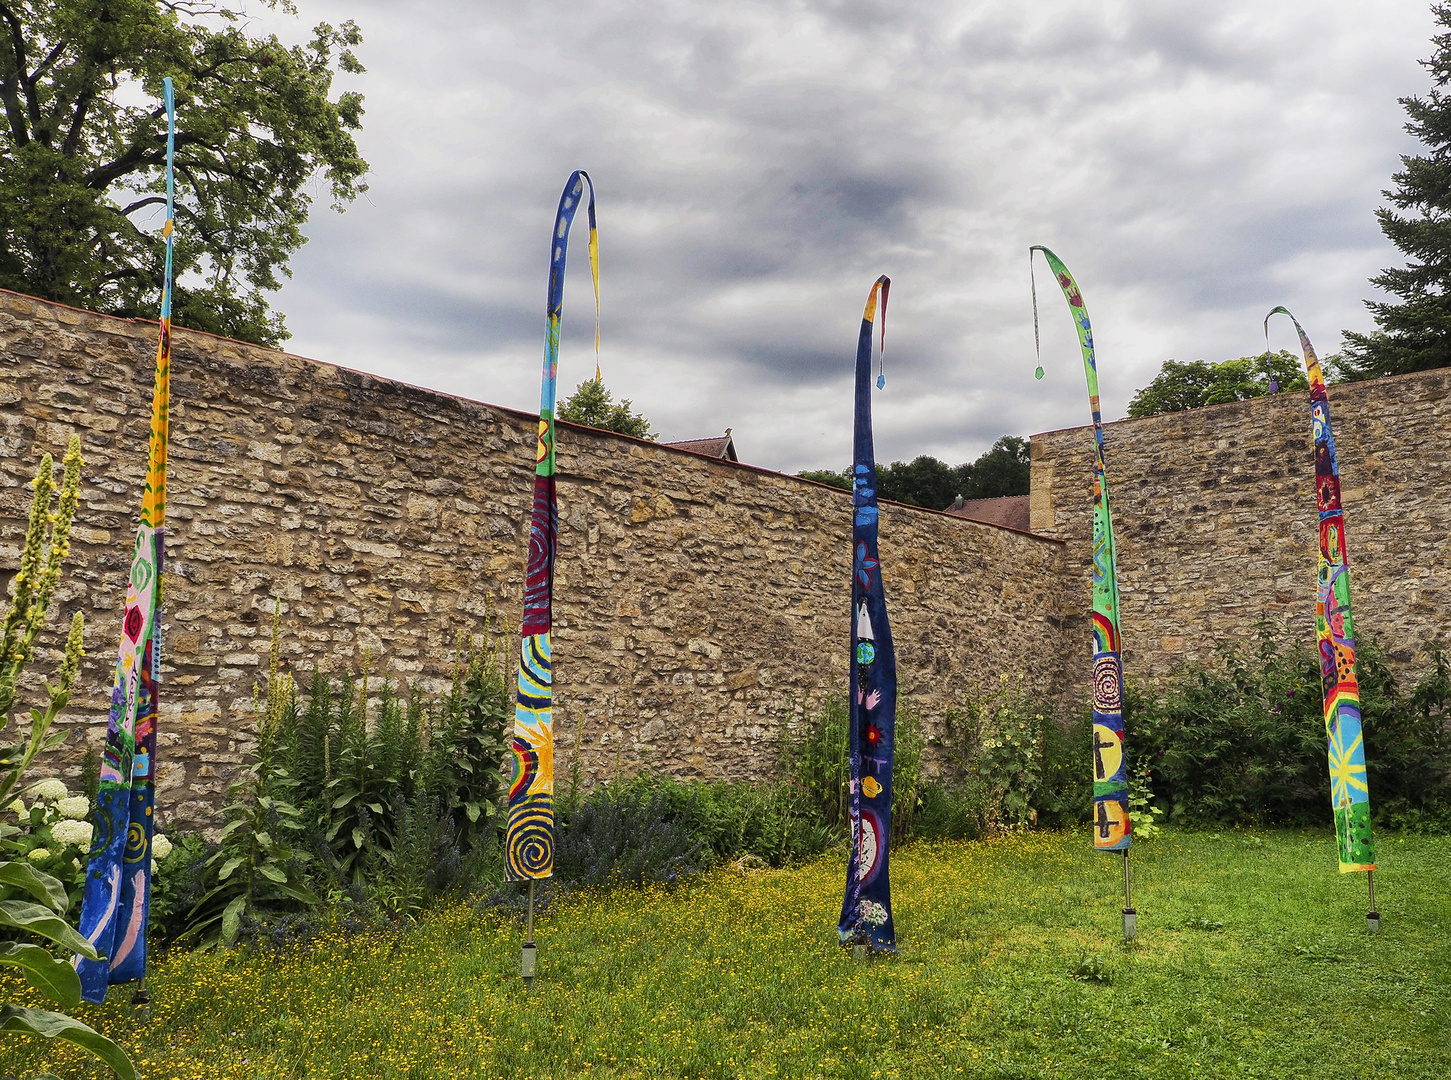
[2,827,1447,1079]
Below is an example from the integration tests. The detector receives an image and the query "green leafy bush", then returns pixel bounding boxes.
[1131,628,1451,829]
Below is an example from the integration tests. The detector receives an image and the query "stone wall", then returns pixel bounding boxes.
[0,290,1071,828]
[1030,365,1451,690]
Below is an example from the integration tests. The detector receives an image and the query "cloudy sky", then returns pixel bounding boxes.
[249,0,1435,474]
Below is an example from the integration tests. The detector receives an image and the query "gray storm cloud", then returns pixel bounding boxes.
[259,0,1431,473]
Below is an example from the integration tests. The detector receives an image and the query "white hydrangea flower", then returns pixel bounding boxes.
[31,779,68,803]
[5,799,25,817]
[57,795,89,820]
[50,819,93,850]
[27,847,51,861]
[151,834,173,860]
[150,858,159,877]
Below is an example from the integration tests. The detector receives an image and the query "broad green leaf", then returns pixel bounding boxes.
[464,801,481,823]
[256,863,286,884]
[366,802,383,814]
[217,856,244,881]
[0,942,82,1007]
[274,880,321,907]
[0,900,98,958]
[351,827,366,850]
[0,861,68,912]
[0,1004,137,1080]
[332,792,354,809]
[254,832,272,848]
[221,896,246,946]
[217,819,246,839]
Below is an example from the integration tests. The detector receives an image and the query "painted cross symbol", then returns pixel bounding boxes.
[1096,801,1113,841]
[1093,728,1114,780]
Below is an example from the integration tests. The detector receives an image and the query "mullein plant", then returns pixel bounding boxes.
[0,438,136,1079]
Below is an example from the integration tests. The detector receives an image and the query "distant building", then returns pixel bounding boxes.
[944,493,1030,531]
[663,429,738,462]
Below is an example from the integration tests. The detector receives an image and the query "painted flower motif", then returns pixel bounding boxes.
[57,795,89,820]
[854,542,878,591]
[31,779,67,803]
[50,819,93,850]
[152,834,174,860]
[865,723,882,746]
[123,605,144,642]
[860,900,888,927]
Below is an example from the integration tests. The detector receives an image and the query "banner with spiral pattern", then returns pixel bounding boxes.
[1030,246,1130,853]
[77,77,175,1001]
[1265,307,1376,874]
[837,276,898,953]
[505,170,598,881]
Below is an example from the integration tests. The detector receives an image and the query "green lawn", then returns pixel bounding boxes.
[3,828,1448,1079]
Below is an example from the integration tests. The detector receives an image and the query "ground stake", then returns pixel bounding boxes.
[522,880,538,990]
[1122,850,1137,941]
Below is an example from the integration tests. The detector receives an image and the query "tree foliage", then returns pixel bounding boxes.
[557,377,656,440]
[1126,351,1309,418]
[0,0,368,347]
[1341,2,1451,380]
[796,435,1031,511]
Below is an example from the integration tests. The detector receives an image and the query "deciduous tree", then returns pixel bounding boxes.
[0,0,367,346]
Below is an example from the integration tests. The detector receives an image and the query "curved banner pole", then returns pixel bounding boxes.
[506,171,598,891]
[1264,308,1377,914]
[838,275,898,955]
[78,75,175,1001]
[1030,247,1135,937]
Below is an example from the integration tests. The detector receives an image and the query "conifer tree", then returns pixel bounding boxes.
[1342,2,1451,379]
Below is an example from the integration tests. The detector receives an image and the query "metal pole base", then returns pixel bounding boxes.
[851,944,867,961]
[130,987,151,1022]
[521,941,537,990]
[1366,911,1381,933]
[1122,908,1138,941]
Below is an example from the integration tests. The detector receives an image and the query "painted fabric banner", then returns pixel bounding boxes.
[838,275,898,952]
[505,170,599,882]
[1030,247,1129,852]
[77,77,175,1001]
[1265,307,1376,873]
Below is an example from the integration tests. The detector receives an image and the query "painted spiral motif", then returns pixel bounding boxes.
[1092,654,1122,714]
[123,820,148,863]
[506,794,554,878]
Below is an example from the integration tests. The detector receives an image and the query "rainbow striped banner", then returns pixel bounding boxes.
[1031,247,1129,852]
[505,171,598,881]
[1266,308,1375,873]
[77,76,175,1000]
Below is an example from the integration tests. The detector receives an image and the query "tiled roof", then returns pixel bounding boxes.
[664,430,737,461]
[944,494,1030,531]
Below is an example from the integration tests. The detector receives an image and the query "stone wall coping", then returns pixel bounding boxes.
[1029,363,1451,441]
[3,286,1064,546]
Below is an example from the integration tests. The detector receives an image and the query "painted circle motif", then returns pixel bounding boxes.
[506,795,554,879]
[1092,655,1122,714]
[857,641,875,665]
[123,606,144,643]
[1094,797,1129,848]
[857,809,884,885]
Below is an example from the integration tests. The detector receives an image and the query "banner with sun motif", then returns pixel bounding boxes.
[505,170,599,882]
[1265,307,1375,874]
[77,77,175,1001]
[838,275,898,952]
[1030,247,1129,852]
